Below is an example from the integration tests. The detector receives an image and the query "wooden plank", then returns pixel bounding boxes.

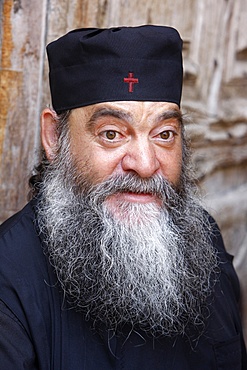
[0,0,47,221]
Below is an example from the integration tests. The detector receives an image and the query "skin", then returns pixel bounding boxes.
[41,101,183,206]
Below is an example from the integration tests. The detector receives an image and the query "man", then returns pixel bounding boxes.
[0,25,246,369]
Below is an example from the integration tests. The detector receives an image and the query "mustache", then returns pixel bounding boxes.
[86,173,180,206]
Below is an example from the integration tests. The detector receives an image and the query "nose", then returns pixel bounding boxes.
[121,138,160,178]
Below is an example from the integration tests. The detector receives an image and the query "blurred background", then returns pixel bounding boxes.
[0,0,247,341]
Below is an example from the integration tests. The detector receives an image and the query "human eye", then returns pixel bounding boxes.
[103,130,118,140]
[99,129,124,143]
[100,130,121,141]
[158,130,175,141]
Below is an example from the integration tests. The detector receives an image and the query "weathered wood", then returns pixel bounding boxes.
[0,0,247,342]
[0,0,47,220]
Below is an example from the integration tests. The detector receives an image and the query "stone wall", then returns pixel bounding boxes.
[0,0,247,340]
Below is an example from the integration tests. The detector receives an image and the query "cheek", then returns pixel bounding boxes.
[159,147,183,185]
[69,138,95,180]
[92,152,125,183]
[171,149,183,184]
[73,147,124,184]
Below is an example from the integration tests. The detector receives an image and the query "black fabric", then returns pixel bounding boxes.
[0,201,246,369]
[47,26,183,113]
[0,300,37,369]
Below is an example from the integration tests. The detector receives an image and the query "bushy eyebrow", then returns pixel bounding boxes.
[156,110,183,125]
[86,107,182,130]
[86,108,132,130]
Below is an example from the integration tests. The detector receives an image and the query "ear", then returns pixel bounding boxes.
[41,108,58,161]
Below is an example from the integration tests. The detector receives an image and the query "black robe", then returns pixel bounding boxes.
[0,201,246,369]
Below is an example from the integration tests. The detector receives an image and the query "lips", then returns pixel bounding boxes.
[107,192,162,205]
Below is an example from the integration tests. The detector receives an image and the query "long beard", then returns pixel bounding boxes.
[36,142,219,339]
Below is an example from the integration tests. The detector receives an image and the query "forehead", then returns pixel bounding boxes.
[70,101,181,125]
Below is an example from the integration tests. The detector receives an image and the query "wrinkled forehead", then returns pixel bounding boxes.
[69,101,182,126]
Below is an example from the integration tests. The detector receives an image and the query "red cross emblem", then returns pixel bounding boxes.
[124,72,139,92]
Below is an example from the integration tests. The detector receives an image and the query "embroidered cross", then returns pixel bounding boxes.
[124,72,139,92]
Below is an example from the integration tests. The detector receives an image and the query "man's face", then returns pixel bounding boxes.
[38,101,218,337]
[68,101,183,211]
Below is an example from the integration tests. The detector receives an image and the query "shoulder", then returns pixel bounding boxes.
[206,212,227,254]
[0,200,36,241]
[206,212,241,301]
[201,212,247,365]
[206,213,240,301]
[0,200,53,290]
[0,201,49,289]
[0,201,59,349]
[0,200,42,261]
[0,201,51,314]
[0,198,48,277]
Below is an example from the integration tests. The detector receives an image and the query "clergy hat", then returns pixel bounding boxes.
[47,25,183,113]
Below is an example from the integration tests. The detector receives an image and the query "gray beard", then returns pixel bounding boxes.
[36,143,219,339]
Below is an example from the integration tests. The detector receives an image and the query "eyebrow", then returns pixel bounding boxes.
[86,108,133,130]
[156,109,183,125]
[86,106,182,130]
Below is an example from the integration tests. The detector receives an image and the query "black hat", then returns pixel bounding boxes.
[47,25,183,113]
